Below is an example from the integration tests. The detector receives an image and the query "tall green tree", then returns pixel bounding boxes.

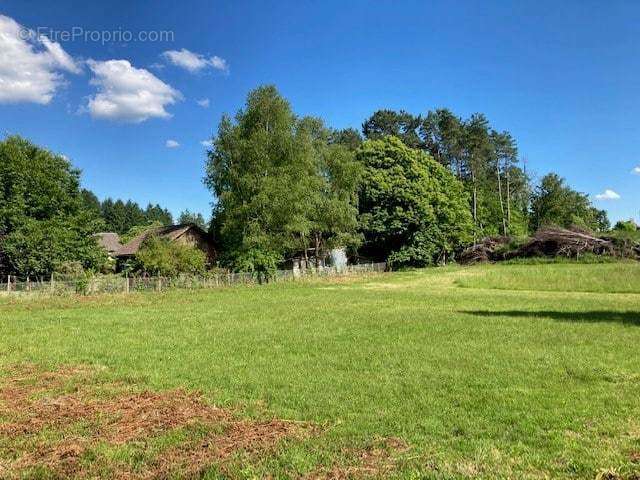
[0,136,106,276]
[362,110,423,149]
[297,117,362,266]
[80,189,101,216]
[144,203,173,226]
[205,86,361,273]
[368,108,531,238]
[530,173,609,232]
[100,198,172,234]
[357,136,474,267]
[329,127,363,152]
[103,199,129,234]
[178,210,207,230]
[461,114,492,237]
[420,109,465,174]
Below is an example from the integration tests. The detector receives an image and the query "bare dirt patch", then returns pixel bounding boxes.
[0,364,410,479]
[0,364,309,479]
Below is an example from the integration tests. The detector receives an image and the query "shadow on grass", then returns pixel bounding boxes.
[463,310,640,326]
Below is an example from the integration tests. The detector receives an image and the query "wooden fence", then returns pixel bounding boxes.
[0,263,387,296]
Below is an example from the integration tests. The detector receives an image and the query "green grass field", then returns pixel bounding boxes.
[1,263,639,479]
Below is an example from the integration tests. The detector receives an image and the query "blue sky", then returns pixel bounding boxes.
[1,0,638,223]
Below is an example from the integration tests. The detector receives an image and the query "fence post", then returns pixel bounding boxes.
[50,275,54,292]
[124,277,129,294]
[6,275,10,292]
[26,276,31,292]
[157,277,162,292]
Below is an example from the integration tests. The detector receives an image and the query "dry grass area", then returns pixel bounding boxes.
[0,364,303,478]
[303,438,410,480]
[0,364,407,479]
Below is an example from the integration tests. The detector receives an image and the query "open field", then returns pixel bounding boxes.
[1,263,639,479]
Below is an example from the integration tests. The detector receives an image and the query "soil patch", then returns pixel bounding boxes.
[0,364,307,479]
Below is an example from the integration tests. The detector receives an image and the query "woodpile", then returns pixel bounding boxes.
[460,228,620,264]
[458,236,511,264]
[603,233,640,259]
[511,228,614,259]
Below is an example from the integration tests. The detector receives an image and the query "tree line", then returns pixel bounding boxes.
[80,190,174,235]
[0,84,620,278]
[205,85,612,274]
[0,136,195,277]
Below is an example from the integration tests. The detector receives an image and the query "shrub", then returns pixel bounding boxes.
[134,237,207,276]
[613,220,638,233]
[54,261,85,279]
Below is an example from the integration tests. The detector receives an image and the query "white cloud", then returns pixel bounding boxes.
[39,36,81,74]
[632,166,640,175]
[85,59,182,123]
[0,15,81,104]
[209,55,228,72]
[161,48,229,73]
[595,189,621,200]
[196,98,210,108]
[166,139,180,148]
[200,140,213,148]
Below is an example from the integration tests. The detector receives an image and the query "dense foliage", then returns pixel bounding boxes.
[97,198,173,235]
[205,86,361,273]
[530,174,609,232]
[80,188,173,235]
[362,109,532,238]
[0,136,107,277]
[178,210,207,230]
[133,236,207,276]
[357,137,474,267]
[613,220,638,233]
[1,85,623,275]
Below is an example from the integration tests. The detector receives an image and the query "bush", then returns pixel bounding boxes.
[134,237,207,276]
[54,261,85,279]
[613,220,638,233]
[2,215,107,277]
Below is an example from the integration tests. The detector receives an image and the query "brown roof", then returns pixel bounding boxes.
[116,224,208,257]
[95,233,122,254]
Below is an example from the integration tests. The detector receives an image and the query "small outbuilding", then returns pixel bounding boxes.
[95,232,122,258]
[97,224,216,268]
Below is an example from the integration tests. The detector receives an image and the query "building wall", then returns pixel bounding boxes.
[176,229,216,263]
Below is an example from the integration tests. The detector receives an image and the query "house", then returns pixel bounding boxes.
[98,224,216,266]
[95,232,122,258]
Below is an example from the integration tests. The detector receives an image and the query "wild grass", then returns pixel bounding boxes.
[1,263,639,478]
[455,262,640,294]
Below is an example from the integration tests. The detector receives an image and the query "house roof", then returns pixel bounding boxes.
[95,232,122,254]
[116,224,208,257]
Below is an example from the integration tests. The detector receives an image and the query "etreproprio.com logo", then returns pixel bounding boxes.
[18,27,174,45]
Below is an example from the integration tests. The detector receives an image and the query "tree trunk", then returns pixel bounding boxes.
[314,233,321,269]
[496,160,507,236]
[303,237,309,270]
[471,169,478,243]
[505,160,512,230]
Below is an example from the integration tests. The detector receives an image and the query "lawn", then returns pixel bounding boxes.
[1,263,639,479]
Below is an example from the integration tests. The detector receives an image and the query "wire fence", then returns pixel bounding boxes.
[0,262,387,296]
